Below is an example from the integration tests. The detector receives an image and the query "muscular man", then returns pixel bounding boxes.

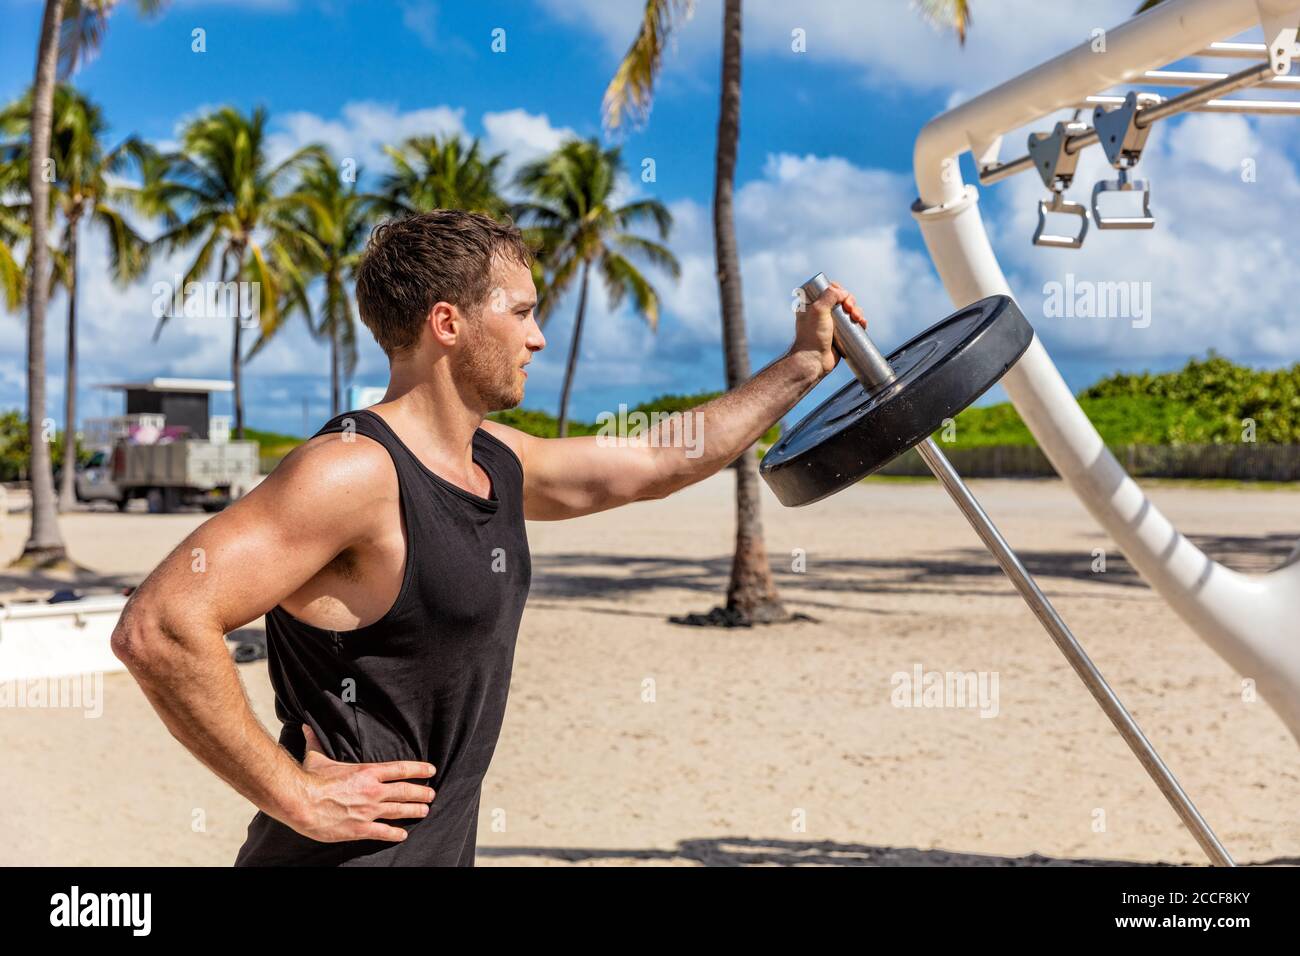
[111,209,865,866]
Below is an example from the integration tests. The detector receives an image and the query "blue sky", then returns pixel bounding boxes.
[1,0,1296,436]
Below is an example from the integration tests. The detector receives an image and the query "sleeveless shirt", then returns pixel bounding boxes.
[234,408,531,866]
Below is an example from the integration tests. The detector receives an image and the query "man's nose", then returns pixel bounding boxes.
[528,323,546,352]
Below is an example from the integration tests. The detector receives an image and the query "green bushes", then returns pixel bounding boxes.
[948,353,1297,447]
[1078,352,1300,444]
[487,407,599,438]
[0,410,30,481]
[0,411,93,481]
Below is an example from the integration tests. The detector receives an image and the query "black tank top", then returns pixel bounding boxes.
[234,408,531,866]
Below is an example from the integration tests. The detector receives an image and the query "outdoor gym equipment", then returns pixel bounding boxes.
[911,0,1300,745]
[761,273,1235,867]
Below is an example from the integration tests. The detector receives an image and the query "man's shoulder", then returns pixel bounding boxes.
[265,428,399,500]
[479,420,529,469]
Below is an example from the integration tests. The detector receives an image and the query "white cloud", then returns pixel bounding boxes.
[400,0,441,50]
[266,101,466,174]
[1165,112,1261,174]
[262,101,581,192]
[481,108,577,185]
[395,0,477,57]
[654,152,950,353]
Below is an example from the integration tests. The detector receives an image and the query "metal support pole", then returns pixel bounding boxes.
[801,273,1235,867]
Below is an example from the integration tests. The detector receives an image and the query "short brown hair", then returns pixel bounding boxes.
[355,210,533,355]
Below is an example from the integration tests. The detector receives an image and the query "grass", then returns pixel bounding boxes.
[944,394,1223,448]
[859,473,1299,491]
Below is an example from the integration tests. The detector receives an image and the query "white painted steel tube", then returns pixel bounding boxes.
[910,0,1300,741]
[914,0,1274,206]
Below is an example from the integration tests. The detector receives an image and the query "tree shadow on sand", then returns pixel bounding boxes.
[0,564,137,598]
[479,835,1297,867]
[527,530,1299,614]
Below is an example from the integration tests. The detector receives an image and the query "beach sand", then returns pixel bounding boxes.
[2,474,1297,867]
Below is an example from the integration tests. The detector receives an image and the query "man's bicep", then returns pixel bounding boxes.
[136,439,389,636]
[512,431,665,520]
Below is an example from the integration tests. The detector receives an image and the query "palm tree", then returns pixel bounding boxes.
[380,135,509,219]
[145,106,323,439]
[605,0,786,621]
[20,0,71,565]
[18,0,165,565]
[1,85,151,511]
[514,139,679,438]
[255,153,382,417]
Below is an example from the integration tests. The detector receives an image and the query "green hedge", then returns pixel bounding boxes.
[947,353,1296,448]
[0,410,93,482]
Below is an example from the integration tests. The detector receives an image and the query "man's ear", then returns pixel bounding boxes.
[427,300,461,347]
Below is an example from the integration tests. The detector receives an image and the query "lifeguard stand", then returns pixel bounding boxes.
[84,377,234,449]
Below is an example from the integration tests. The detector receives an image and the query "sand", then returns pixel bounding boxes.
[1,475,1297,867]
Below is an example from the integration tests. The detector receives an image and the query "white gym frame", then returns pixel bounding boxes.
[911,0,1300,741]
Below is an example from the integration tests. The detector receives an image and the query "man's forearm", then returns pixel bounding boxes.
[652,347,824,494]
[113,597,307,828]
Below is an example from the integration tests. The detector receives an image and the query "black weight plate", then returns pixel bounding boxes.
[760,294,1032,506]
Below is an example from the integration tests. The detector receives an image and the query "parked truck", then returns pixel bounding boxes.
[77,378,259,513]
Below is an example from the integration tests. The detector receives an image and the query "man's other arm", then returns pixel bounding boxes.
[110,435,436,843]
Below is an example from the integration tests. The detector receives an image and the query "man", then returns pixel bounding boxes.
[112,209,865,866]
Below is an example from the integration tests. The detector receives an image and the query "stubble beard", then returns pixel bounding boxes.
[461,320,524,413]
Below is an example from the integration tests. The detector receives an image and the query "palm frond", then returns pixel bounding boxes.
[614,198,672,239]
[613,233,680,279]
[600,251,660,330]
[91,201,150,282]
[59,1,169,78]
[602,0,695,132]
[913,0,972,46]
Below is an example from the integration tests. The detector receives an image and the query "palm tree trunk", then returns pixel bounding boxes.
[556,260,591,439]
[20,0,68,565]
[713,0,784,622]
[225,251,244,440]
[59,216,80,512]
[330,276,340,417]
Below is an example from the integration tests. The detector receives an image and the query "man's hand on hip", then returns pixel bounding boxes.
[286,724,437,844]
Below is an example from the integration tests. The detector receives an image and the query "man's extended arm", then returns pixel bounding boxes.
[485,281,865,520]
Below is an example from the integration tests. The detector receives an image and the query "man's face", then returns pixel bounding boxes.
[458,256,545,412]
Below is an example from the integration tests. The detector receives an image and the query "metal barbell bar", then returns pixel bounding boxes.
[802,271,1235,867]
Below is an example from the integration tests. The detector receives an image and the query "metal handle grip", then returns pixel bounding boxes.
[800,272,896,389]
